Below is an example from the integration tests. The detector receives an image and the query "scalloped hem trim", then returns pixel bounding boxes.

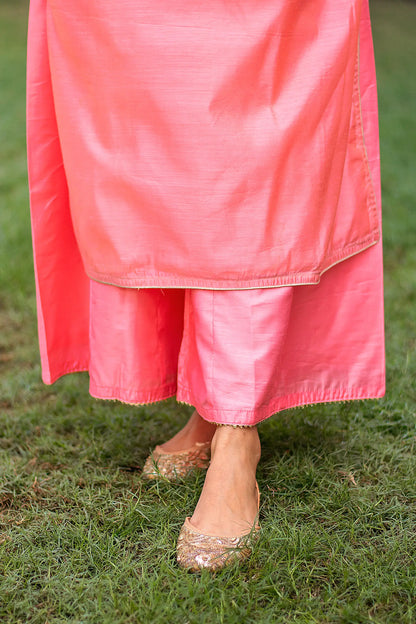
[176,386,386,426]
[89,381,177,406]
[40,368,385,426]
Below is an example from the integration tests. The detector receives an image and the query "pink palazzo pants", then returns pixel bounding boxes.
[88,238,384,426]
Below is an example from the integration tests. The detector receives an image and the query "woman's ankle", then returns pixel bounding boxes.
[211,424,261,467]
[190,427,261,535]
[159,410,216,452]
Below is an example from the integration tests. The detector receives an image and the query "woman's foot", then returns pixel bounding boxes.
[141,410,216,480]
[176,425,261,570]
[158,410,217,453]
[189,425,261,537]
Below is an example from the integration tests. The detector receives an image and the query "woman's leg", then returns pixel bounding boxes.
[176,286,294,537]
[191,425,261,536]
[156,422,261,536]
[157,410,216,452]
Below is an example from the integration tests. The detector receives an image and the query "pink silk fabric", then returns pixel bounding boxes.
[26,0,385,412]
[88,278,384,425]
[29,0,379,289]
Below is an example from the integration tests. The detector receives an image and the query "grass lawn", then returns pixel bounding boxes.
[1,1,415,622]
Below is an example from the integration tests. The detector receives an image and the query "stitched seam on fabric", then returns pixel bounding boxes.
[178,388,385,426]
[181,389,384,414]
[90,392,177,408]
[90,382,176,394]
[89,383,177,406]
[87,235,380,291]
[353,34,380,231]
[92,235,378,284]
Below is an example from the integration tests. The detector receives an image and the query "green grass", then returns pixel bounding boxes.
[1,1,416,622]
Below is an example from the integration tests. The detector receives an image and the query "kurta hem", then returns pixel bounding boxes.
[87,231,380,291]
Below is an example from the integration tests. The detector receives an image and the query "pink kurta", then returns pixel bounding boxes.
[30,0,379,289]
[26,0,385,413]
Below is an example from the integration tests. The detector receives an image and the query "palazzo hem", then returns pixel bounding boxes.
[177,388,386,427]
[56,369,387,427]
[41,363,89,385]
[89,381,178,407]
